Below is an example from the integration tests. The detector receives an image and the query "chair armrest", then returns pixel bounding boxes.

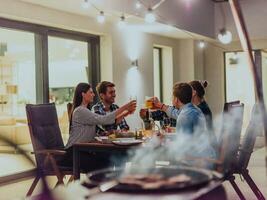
[31,149,66,156]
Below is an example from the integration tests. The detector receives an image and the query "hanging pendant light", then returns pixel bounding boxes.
[218,28,232,44]
[145,8,156,23]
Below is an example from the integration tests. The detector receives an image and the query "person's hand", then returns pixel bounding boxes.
[127,100,137,114]
[139,108,148,119]
[152,97,163,109]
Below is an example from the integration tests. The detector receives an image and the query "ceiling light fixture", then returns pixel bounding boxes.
[81,0,90,9]
[145,8,156,23]
[97,11,105,24]
[198,40,206,49]
[118,15,126,29]
[218,28,232,44]
[135,1,141,9]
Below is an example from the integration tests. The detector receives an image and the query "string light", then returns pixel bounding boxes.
[218,28,232,44]
[81,0,90,9]
[97,11,105,23]
[85,0,226,51]
[145,8,156,23]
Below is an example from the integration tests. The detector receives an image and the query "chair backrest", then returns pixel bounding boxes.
[218,101,242,149]
[237,104,262,171]
[26,103,64,168]
[217,103,244,173]
[223,100,240,113]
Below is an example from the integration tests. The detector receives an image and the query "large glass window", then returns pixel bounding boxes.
[48,36,88,138]
[0,19,99,180]
[0,28,36,116]
[225,52,256,135]
[0,27,36,176]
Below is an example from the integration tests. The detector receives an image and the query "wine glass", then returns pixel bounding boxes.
[129,95,137,102]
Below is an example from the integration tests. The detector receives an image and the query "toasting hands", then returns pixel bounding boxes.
[151,97,163,109]
[126,100,137,114]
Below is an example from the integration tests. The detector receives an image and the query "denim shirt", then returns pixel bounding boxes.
[167,103,207,135]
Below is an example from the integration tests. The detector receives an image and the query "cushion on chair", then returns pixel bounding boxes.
[0,117,16,125]
[27,104,64,151]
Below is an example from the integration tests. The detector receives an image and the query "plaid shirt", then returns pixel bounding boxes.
[150,109,177,127]
[92,102,129,135]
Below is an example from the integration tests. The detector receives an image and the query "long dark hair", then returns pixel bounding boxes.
[70,82,91,127]
[189,80,208,99]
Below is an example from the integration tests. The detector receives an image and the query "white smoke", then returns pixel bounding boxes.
[117,102,264,174]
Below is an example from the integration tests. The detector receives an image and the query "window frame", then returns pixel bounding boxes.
[153,47,163,101]
[0,17,100,103]
[0,17,100,179]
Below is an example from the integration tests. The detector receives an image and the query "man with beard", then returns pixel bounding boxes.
[93,81,130,135]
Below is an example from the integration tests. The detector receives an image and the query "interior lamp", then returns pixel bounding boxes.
[218,28,232,44]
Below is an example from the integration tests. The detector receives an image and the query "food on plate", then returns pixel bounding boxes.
[167,174,191,183]
[119,173,191,189]
[115,131,135,138]
[108,133,116,140]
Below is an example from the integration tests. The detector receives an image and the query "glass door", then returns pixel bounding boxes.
[48,36,88,143]
[225,52,256,136]
[0,27,36,177]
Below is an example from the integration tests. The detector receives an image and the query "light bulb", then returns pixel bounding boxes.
[118,15,126,29]
[81,0,89,9]
[218,28,232,44]
[145,8,156,23]
[97,11,105,23]
[198,40,206,49]
[135,1,141,9]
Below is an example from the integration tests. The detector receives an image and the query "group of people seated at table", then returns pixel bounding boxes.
[62,80,216,171]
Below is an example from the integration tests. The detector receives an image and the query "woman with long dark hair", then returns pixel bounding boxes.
[189,80,213,130]
[63,82,136,171]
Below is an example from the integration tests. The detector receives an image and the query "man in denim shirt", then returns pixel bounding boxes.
[159,83,216,167]
[155,83,206,135]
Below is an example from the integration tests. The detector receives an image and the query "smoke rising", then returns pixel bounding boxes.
[114,103,264,174]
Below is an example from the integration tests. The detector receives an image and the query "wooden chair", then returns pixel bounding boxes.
[26,103,73,196]
[223,100,240,113]
[231,104,266,200]
[185,103,265,200]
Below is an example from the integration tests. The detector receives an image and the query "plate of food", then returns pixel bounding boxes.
[112,138,143,146]
[115,131,135,138]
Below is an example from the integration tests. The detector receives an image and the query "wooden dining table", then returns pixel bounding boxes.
[73,141,138,180]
